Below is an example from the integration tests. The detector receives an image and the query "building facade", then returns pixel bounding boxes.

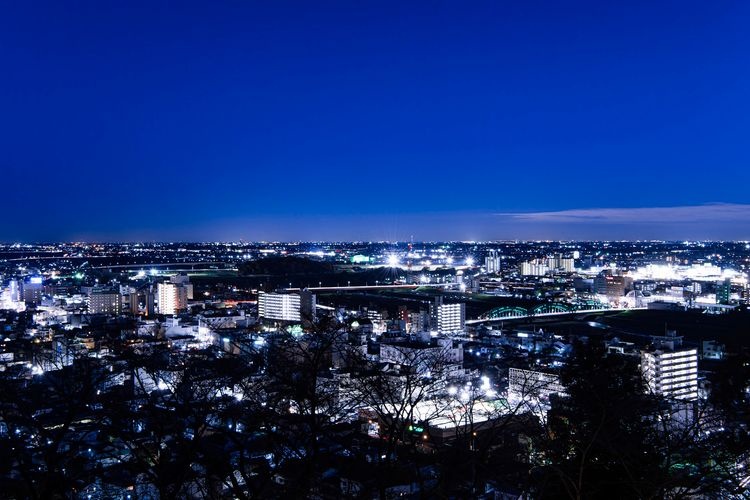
[88,287,122,315]
[157,282,189,315]
[485,248,502,274]
[435,302,465,334]
[258,292,302,322]
[641,347,699,400]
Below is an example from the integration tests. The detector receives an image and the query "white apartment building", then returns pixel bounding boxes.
[157,282,189,315]
[641,348,698,400]
[485,248,502,274]
[520,261,549,276]
[436,302,465,334]
[258,292,301,322]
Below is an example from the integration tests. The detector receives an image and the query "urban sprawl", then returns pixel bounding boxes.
[0,241,748,498]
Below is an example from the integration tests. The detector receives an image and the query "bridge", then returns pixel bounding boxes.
[466,304,645,325]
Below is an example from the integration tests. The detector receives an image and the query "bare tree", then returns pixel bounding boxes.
[0,345,113,499]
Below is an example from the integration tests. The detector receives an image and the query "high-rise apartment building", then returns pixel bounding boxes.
[433,300,465,334]
[641,347,698,400]
[546,254,575,273]
[169,274,194,300]
[520,261,549,276]
[485,248,502,274]
[157,282,189,315]
[156,275,193,315]
[258,292,302,322]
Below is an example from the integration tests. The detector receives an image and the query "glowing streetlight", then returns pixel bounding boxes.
[387,254,399,267]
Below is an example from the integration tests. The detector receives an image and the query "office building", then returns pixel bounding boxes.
[594,271,634,298]
[120,285,139,315]
[88,287,122,315]
[716,278,731,305]
[22,277,44,305]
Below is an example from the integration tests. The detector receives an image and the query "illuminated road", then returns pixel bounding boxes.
[89,262,232,270]
[282,283,458,292]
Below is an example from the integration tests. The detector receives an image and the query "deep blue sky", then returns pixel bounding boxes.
[1,1,749,241]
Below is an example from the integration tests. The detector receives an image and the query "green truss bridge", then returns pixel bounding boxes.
[466,300,616,325]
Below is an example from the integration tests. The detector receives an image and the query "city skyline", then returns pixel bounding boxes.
[2,1,749,241]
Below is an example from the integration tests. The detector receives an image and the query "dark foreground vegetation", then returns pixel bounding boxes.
[0,324,748,499]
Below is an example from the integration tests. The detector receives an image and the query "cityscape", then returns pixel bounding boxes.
[2,1,750,499]
[0,241,748,497]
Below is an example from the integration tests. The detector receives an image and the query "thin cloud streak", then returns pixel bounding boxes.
[48,205,750,242]
[502,203,750,224]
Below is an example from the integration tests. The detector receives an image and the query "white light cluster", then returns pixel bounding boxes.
[630,263,746,283]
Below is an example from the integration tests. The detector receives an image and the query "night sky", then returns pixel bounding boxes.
[1,1,749,241]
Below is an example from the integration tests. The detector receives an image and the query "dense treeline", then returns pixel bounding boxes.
[238,257,335,276]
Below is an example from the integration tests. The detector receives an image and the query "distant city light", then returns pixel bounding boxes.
[351,254,370,264]
[387,254,400,267]
[481,376,491,391]
[630,263,744,282]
